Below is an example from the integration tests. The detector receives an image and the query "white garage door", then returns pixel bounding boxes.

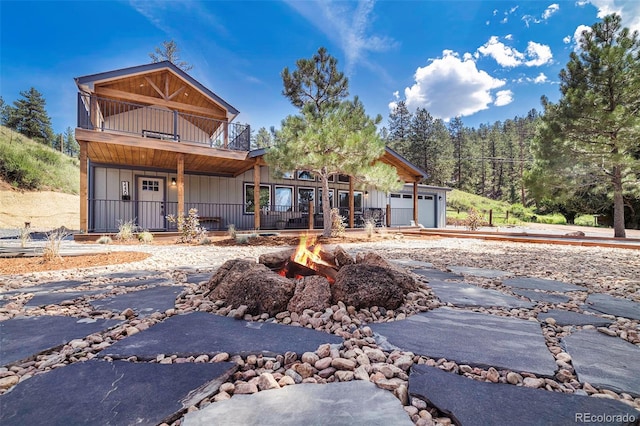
[389,193,414,226]
[418,194,436,228]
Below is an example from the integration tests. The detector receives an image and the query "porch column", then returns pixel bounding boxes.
[254,162,261,229]
[90,95,98,130]
[223,121,229,149]
[349,176,355,228]
[79,141,88,232]
[177,154,184,217]
[413,181,419,225]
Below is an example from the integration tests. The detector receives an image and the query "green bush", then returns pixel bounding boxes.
[166,208,206,244]
[137,230,154,244]
[31,145,60,166]
[116,219,138,241]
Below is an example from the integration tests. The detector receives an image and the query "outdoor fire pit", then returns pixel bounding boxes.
[201,236,419,317]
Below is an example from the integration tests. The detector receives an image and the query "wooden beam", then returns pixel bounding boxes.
[95,87,226,119]
[144,76,166,100]
[168,85,186,100]
[254,162,261,229]
[165,74,170,99]
[79,141,88,232]
[413,181,418,224]
[177,154,185,217]
[349,176,355,228]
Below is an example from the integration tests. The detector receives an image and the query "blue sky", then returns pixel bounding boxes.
[2,0,639,136]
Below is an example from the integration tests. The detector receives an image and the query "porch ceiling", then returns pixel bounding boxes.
[77,129,252,176]
[379,152,424,183]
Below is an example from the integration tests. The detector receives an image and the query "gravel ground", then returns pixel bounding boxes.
[1,236,639,425]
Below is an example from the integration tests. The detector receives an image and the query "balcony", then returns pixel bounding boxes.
[77,93,250,151]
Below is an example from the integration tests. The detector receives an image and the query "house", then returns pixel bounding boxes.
[74,61,449,233]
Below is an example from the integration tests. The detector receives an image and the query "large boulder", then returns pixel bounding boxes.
[331,264,405,310]
[258,249,295,270]
[355,252,419,293]
[205,259,295,316]
[287,276,332,314]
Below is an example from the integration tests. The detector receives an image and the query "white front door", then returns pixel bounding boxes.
[137,177,165,230]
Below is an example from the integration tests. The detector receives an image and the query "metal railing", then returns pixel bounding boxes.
[77,93,250,151]
[87,200,401,233]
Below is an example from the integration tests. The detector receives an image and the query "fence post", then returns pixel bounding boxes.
[489,209,493,226]
[386,204,391,228]
[506,211,509,221]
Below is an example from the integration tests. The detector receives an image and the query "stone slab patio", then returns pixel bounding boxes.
[563,330,640,397]
[427,280,534,309]
[538,309,613,327]
[0,359,238,426]
[100,312,343,360]
[511,289,571,304]
[25,290,106,308]
[583,294,640,321]
[409,365,639,426]
[90,286,185,317]
[0,316,121,366]
[502,277,586,293]
[412,268,464,282]
[447,266,513,279]
[183,380,413,426]
[370,308,557,376]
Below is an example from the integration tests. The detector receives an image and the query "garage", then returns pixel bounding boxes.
[388,184,450,228]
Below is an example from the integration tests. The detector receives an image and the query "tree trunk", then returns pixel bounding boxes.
[612,165,626,238]
[321,173,332,238]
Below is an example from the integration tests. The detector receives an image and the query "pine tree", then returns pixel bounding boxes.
[387,101,412,157]
[65,126,80,157]
[5,87,54,144]
[149,40,193,71]
[532,14,640,237]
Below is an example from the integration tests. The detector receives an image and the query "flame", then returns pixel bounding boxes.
[293,235,333,273]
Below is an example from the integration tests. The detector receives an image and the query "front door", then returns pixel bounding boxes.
[137,177,165,230]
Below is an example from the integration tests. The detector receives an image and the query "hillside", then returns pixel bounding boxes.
[0,126,80,194]
[0,126,80,230]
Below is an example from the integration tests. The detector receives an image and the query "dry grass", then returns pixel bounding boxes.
[0,252,150,275]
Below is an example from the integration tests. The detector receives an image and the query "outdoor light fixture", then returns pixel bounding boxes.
[171,177,177,186]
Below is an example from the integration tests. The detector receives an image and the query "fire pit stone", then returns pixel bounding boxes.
[287,276,332,314]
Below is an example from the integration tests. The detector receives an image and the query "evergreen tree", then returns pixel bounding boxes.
[387,101,413,156]
[269,48,399,236]
[448,116,465,189]
[5,87,54,144]
[65,126,80,157]
[281,47,348,119]
[254,127,272,148]
[0,96,9,125]
[408,108,454,186]
[531,14,640,237]
[149,40,193,71]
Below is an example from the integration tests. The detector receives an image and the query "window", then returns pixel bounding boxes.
[337,174,350,183]
[244,184,271,214]
[141,180,159,192]
[390,193,401,198]
[318,188,334,211]
[281,171,294,180]
[327,174,335,183]
[297,187,315,213]
[274,186,294,212]
[402,194,413,199]
[338,190,363,213]
[297,170,315,181]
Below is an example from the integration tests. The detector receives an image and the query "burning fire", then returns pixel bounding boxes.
[278,235,337,283]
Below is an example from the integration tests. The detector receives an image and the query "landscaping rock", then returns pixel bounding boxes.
[287,276,331,314]
[332,264,406,310]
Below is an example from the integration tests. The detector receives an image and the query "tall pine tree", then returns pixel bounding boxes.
[5,88,54,144]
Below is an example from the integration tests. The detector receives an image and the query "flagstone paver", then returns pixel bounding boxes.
[0,316,121,366]
[447,266,513,279]
[537,309,613,327]
[583,294,640,321]
[409,365,639,426]
[90,286,185,317]
[563,330,640,397]
[412,268,464,282]
[511,288,571,304]
[0,359,238,426]
[25,290,106,307]
[100,312,343,360]
[427,280,534,308]
[183,380,413,426]
[370,308,557,376]
[503,277,586,293]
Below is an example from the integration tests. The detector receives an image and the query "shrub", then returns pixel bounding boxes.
[166,208,206,244]
[330,208,346,238]
[364,219,375,239]
[227,224,237,239]
[137,230,154,244]
[464,208,484,231]
[96,235,113,244]
[116,219,138,241]
[43,230,67,262]
[200,237,212,245]
[18,226,31,248]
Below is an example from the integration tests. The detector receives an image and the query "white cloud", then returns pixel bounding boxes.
[400,50,506,120]
[477,37,552,67]
[570,24,593,50]
[542,4,560,20]
[524,41,553,66]
[494,90,514,106]
[477,36,524,67]
[533,73,548,83]
[505,34,514,40]
[563,35,572,44]
[578,0,640,33]
[286,0,398,75]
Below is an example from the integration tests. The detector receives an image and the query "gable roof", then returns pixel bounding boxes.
[75,61,239,119]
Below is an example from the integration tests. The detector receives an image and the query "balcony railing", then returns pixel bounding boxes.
[87,200,405,233]
[77,93,250,151]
